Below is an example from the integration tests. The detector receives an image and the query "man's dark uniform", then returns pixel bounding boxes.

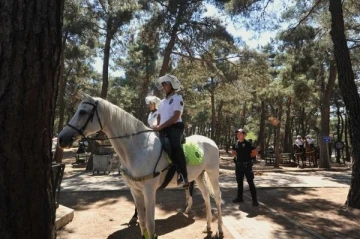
[232,140,258,206]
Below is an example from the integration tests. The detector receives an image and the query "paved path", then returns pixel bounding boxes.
[60,164,352,239]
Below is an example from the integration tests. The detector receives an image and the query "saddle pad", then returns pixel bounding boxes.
[183,142,203,166]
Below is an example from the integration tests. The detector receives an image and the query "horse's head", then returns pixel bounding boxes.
[303,139,309,147]
[58,93,104,148]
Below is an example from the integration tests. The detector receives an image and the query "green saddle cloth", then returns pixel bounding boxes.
[182,142,203,166]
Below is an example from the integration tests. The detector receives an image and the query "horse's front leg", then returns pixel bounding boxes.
[143,186,157,239]
[130,189,146,233]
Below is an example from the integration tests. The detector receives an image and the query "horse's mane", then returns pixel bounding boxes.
[91,96,150,135]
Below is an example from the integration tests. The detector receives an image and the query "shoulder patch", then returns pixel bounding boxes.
[169,99,173,105]
[180,101,183,106]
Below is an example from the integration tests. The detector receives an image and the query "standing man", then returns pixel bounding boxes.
[153,74,188,187]
[232,129,259,206]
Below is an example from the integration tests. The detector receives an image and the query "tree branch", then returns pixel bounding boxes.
[289,0,325,31]
[261,0,274,18]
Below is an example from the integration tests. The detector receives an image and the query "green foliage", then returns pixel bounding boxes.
[55,0,357,152]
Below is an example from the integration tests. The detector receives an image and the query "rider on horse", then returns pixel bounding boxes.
[153,74,189,187]
[145,96,161,127]
[295,135,305,154]
[306,135,316,151]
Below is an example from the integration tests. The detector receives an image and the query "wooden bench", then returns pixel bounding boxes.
[264,153,275,165]
[265,153,294,165]
[280,153,293,164]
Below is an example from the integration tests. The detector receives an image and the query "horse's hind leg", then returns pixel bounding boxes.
[195,173,212,234]
[206,171,223,238]
[185,181,194,214]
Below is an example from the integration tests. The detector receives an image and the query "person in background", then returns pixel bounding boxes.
[295,135,305,153]
[232,129,259,206]
[306,135,316,150]
[145,96,161,127]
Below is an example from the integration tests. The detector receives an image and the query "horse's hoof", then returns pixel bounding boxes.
[216,231,224,238]
[202,225,212,233]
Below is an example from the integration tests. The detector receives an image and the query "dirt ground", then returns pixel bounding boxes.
[56,149,360,239]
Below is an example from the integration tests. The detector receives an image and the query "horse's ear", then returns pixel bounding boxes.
[73,90,89,101]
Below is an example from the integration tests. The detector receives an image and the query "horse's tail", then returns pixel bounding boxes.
[202,171,215,198]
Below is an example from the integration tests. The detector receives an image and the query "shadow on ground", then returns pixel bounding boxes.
[256,187,360,239]
[108,212,195,239]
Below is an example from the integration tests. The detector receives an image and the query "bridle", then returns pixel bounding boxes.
[66,101,103,138]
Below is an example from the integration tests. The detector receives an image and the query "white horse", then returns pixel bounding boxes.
[58,94,223,239]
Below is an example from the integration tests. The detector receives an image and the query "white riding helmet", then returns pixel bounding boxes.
[156,74,183,92]
[297,135,301,139]
[145,96,161,108]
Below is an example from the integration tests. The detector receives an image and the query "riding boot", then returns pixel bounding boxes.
[171,153,188,187]
[173,148,188,187]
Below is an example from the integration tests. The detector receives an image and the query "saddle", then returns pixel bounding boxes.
[159,134,186,159]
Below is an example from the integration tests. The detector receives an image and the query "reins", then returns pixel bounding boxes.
[87,129,156,141]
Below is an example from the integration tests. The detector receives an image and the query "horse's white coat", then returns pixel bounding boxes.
[58,95,223,239]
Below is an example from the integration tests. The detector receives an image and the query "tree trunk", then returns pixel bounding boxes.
[156,3,186,96]
[210,78,216,140]
[319,60,336,168]
[283,98,292,153]
[240,101,247,127]
[158,3,186,78]
[101,18,113,99]
[57,31,69,133]
[335,106,345,164]
[215,100,224,145]
[344,114,351,162]
[329,0,360,208]
[274,104,282,168]
[0,1,63,238]
[258,101,266,159]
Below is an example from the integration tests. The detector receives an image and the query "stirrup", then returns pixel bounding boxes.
[177,174,189,187]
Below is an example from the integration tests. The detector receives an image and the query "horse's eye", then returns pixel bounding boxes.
[79,110,87,116]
